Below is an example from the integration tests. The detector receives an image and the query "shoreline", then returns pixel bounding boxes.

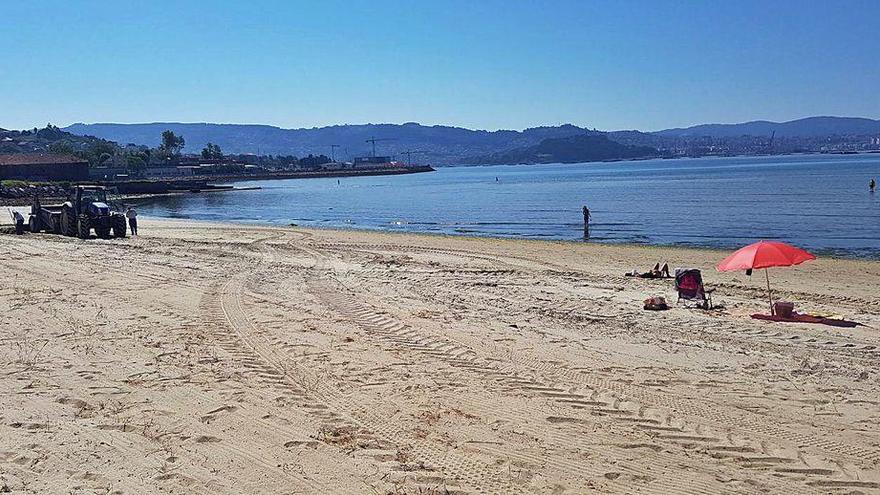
[5,194,877,261]
[451,149,880,167]
[0,165,433,205]
[13,211,879,275]
[139,215,880,262]
[119,164,434,187]
[10,212,879,269]
[109,165,434,194]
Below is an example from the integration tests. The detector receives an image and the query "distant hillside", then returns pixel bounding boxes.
[64,122,589,165]
[1,125,121,165]
[62,116,880,165]
[468,134,659,165]
[656,116,880,138]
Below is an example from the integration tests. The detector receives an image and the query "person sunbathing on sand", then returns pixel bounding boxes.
[626,262,671,279]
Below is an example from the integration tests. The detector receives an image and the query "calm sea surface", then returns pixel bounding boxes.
[137,154,880,258]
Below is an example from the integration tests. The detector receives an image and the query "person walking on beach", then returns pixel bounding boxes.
[871,178,876,193]
[125,207,138,235]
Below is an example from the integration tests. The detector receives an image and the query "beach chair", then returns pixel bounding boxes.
[674,268,714,309]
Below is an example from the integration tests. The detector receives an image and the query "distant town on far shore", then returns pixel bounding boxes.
[2,115,880,188]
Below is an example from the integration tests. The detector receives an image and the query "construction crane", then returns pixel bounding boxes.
[365,136,395,157]
[399,150,424,166]
[329,144,340,163]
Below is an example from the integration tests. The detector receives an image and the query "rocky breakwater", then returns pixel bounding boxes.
[0,182,70,206]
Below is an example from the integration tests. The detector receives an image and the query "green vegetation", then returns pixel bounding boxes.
[160,130,185,156]
[1,179,70,188]
[473,133,659,165]
[77,140,118,167]
[1,179,34,188]
[0,124,123,167]
[201,142,223,159]
[47,140,75,155]
[123,151,149,175]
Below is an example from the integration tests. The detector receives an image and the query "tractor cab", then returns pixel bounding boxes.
[71,185,111,217]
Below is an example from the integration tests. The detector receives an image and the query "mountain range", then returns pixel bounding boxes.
[655,116,880,138]
[62,116,880,165]
[63,122,590,165]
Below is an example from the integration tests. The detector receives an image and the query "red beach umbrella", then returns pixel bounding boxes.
[716,240,816,315]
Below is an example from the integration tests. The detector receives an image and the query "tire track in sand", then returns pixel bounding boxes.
[308,277,877,494]
[323,241,880,465]
[212,236,518,495]
[294,240,880,493]
[285,241,797,494]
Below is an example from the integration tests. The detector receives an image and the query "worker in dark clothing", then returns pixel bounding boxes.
[871,178,876,193]
[12,210,25,235]
[582,205,591,239]
[126,207,138,235]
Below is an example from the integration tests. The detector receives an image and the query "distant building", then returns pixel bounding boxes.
[89,165,129,180]
[0,153,89,181]
[144,165,194,177]
[352,156,400,168]
[178,157,222,167]
[89,166,129,180]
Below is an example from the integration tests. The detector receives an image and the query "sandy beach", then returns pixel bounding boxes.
[2,218,879,494]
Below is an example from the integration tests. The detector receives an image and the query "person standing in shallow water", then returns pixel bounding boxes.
[871,178,876,193]
[126,207,138,235]
[582,206,591,239]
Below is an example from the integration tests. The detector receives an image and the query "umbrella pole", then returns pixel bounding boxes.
[765,268,774,315]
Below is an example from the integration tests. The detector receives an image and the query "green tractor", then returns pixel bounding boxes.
[30,185,127,239]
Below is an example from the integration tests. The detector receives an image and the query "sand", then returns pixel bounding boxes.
[1,217,879,494]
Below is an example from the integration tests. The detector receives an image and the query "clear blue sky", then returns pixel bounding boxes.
[1,0,878,132]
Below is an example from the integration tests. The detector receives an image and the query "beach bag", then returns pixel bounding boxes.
[643,296,668,311]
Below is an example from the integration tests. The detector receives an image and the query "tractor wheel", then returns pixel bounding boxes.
[28,216,40,233]
[112,215,127,238]
[61,208,76,236]
[77,216,91,239]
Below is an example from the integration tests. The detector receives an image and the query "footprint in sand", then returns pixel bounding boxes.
[194,435,221,443]
[199,404,238,423]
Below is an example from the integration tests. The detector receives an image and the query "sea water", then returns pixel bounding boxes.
[136,154,880,258]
